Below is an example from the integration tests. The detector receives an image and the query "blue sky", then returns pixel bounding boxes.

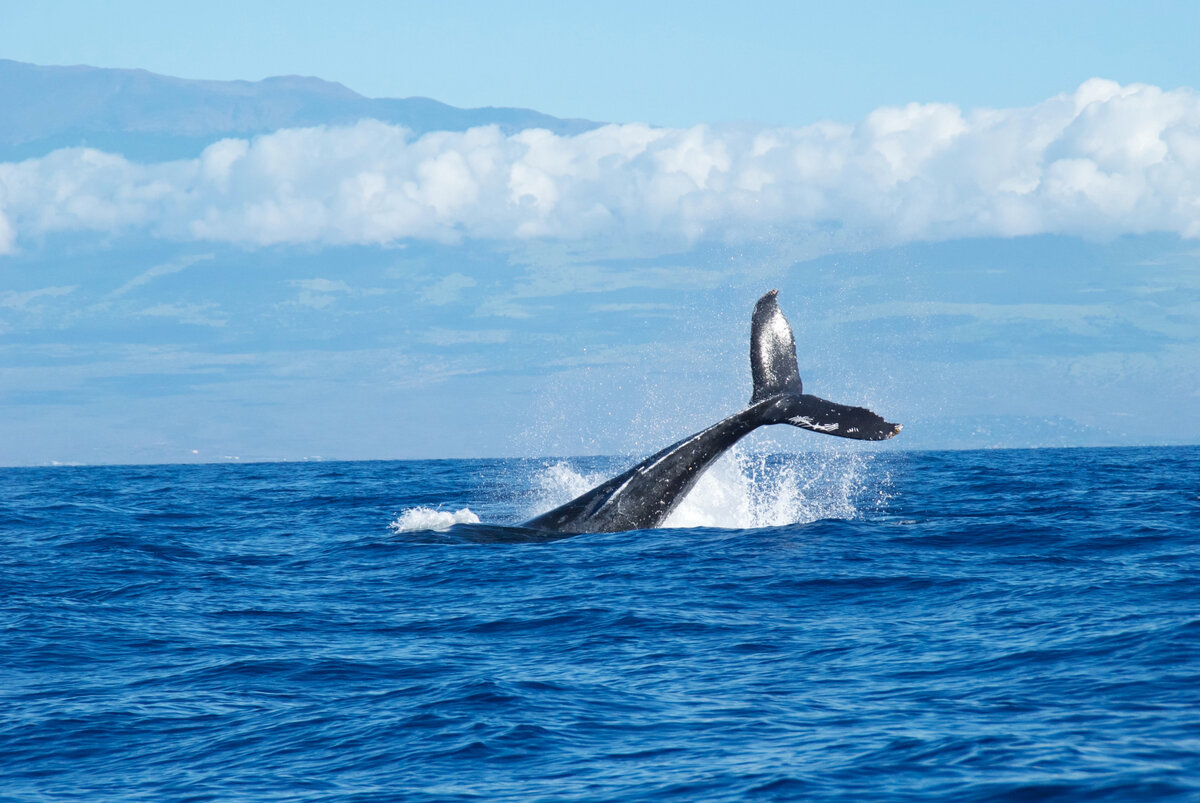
[1,4,1198,465]
[4,1,1199,126]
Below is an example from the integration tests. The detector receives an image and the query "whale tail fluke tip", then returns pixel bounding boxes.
[763,393,901,441]
[750,290,802,404]
[749,290,901,441]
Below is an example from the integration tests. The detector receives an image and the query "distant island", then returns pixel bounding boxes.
[0,59,600,162]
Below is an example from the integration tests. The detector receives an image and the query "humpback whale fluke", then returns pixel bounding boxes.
[750,289,802,403]
[523,291,900,534]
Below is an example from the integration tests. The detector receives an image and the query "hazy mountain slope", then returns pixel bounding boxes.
[0,59,600,161]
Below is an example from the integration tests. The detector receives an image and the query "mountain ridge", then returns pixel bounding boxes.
[0,59,601,161]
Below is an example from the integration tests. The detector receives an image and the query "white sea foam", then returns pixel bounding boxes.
[389,506,480,532]
[526,445,885,530]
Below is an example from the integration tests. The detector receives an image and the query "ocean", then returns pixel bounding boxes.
[2,445,1197,801]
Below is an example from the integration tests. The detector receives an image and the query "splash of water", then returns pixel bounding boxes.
[527,444,887,529]
[529,460,608,516]
[390,507,480,533]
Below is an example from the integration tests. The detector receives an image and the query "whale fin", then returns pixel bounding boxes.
[763,393,902,441]
[750,289,803,404]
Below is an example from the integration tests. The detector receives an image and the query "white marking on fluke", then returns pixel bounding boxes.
[789,415,839,432]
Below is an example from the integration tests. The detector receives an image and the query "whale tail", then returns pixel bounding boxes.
[750,290,901,441]
[750,289,803,403]
[521,289,899,532]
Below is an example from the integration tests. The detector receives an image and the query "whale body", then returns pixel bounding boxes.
[523,291,900,533]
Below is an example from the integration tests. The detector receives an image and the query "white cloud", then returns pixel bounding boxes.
[422,328,510,345]
[138,302,227,327]
[110,254,214,297]
[3,79,1200,251]
[506,264,726,298]
[286,277,353,309]
[419,272,476,305]
[0,209,14,254]
[0,285,76,309]
[290,278,352,293]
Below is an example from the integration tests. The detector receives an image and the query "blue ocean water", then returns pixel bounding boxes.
[2,446,1198,801]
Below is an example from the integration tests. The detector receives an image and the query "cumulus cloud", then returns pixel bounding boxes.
[2,79,1200,253]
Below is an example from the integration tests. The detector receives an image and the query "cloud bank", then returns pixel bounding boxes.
[2,79,1199,254]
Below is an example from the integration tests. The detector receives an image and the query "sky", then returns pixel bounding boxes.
[1,3,1198,465]
[3,1,1200,127]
